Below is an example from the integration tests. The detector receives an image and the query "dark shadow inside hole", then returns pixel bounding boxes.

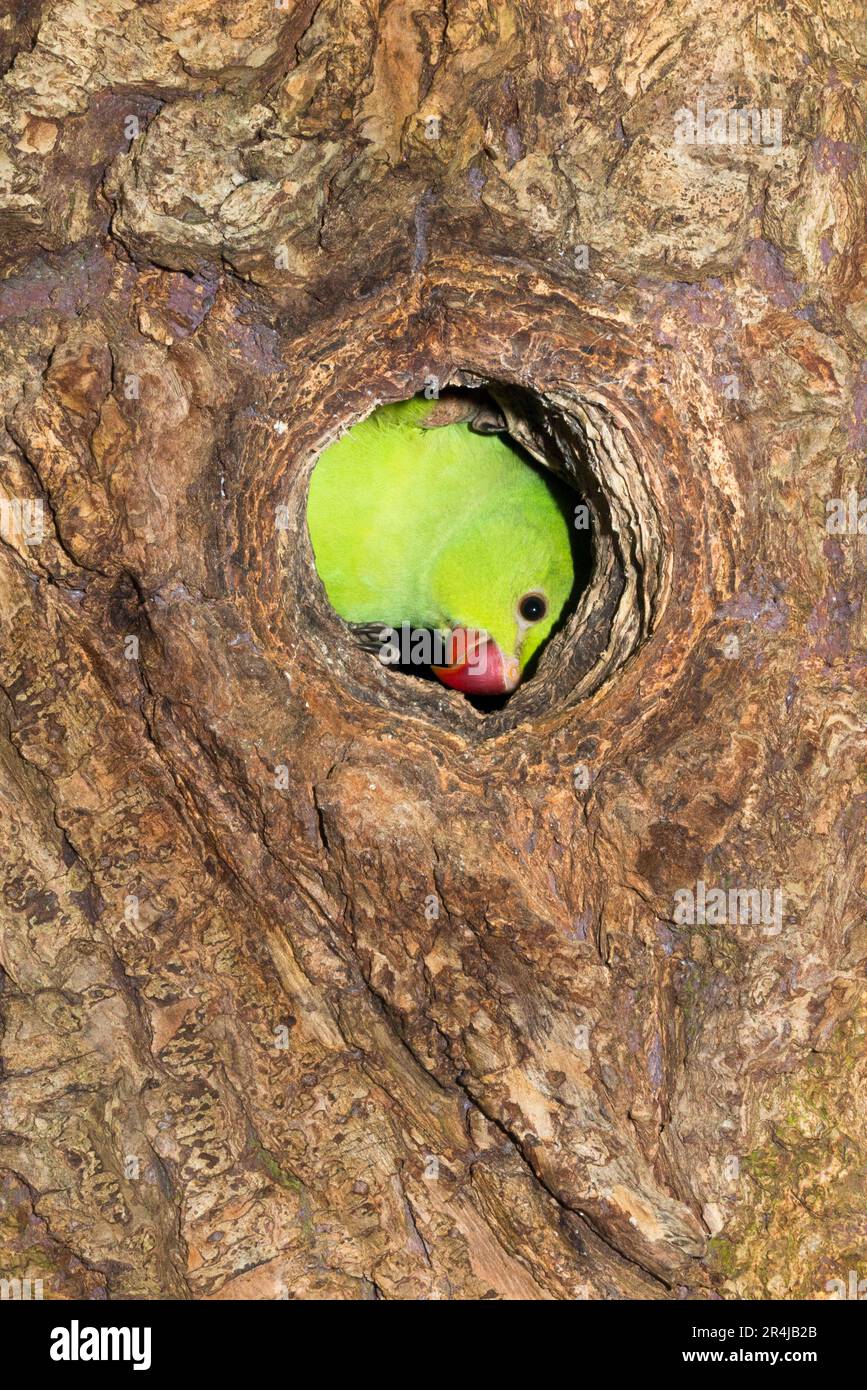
[365,386,594,713]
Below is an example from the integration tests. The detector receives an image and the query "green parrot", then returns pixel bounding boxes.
[305,394,575,696]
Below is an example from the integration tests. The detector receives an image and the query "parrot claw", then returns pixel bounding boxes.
[421,394,506,435]
[468,408,506,434]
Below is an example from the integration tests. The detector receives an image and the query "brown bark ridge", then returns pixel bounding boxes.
[0,0,865,1301]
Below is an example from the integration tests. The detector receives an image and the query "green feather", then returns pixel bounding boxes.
[306,397,574,672]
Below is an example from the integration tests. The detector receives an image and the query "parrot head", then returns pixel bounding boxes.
[429,502,575,697]
[305,390,578,701]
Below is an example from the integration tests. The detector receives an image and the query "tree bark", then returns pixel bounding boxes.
[0,0,865,1300]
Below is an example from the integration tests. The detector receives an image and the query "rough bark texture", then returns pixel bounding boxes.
[0,0,865,1300]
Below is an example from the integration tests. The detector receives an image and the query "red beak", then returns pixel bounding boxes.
[431,628,520,696]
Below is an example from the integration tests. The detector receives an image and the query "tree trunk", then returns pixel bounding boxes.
[0,0,864,1301]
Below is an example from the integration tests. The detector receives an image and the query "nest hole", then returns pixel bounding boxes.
[298,376,666,740]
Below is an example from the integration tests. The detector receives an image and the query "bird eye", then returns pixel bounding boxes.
[518,593,547,623]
